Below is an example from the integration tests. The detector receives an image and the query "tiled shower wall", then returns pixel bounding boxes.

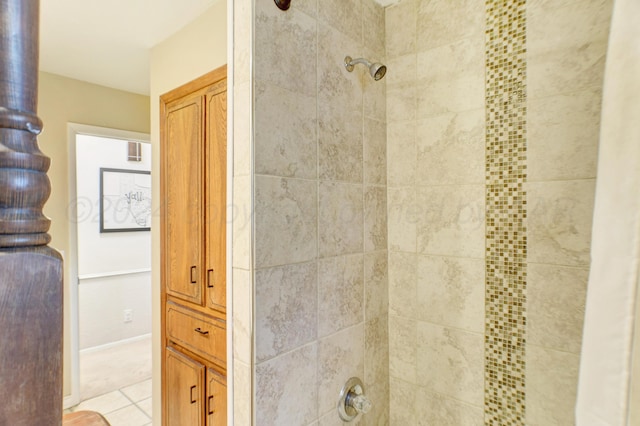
[249,0,389,424]
[386,0,612,425]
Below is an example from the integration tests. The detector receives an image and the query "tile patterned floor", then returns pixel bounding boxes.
[66,336,153,425]
[70,379,152,426]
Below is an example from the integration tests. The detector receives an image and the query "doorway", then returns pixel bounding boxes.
[66,124,152,422]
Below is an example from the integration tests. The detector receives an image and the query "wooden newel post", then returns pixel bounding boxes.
[0,0,64,424]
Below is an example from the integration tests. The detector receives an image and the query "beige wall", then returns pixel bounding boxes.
[38,71,150,398]
[149,0,227,422]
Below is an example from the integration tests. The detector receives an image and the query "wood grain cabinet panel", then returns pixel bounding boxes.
[166,302,226,370]
[161,66,227,426]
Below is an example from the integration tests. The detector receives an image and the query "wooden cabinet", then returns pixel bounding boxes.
[161,66,227,426]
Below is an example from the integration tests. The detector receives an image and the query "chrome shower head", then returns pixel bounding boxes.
[344,56,387,81]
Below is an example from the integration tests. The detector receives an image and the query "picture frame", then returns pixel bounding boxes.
[99,168,151,233]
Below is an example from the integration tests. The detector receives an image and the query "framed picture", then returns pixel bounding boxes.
[99,168,151,233]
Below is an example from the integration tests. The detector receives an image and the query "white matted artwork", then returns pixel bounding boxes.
[99,168,151,232]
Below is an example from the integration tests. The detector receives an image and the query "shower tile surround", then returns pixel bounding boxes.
[232,0,612,425]
[384,0,610,424]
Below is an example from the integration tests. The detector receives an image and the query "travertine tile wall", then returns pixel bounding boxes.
[525,0,612,424]
[386,0,486,424]
[248,0,388,424]
[232,0,253,424]
[385,0,612,425]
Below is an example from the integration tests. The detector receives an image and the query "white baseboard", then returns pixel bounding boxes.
[79,333,152,355]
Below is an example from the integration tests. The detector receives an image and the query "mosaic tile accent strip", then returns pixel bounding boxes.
[484,0,527,425]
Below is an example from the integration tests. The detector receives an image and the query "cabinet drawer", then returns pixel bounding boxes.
[166,302,226,369]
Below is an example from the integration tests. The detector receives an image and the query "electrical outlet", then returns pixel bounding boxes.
[123,309,133,323]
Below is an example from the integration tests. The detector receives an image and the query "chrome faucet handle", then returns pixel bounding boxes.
[338,378,372,422]
[347,389,372,414]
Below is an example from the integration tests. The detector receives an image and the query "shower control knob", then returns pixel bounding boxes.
[347,391,372,414]
[338,377,372,422]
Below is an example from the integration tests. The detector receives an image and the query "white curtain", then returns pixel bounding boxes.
[575,0,640,424]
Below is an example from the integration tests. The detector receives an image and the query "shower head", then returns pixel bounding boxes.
[344,56,387,81]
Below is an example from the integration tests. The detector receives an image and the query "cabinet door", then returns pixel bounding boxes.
[206,368,227,426]
[164,94,204,305]
[165,347,204,426]
[205,88,227,313]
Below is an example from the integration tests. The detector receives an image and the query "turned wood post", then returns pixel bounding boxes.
[0,0,64,424]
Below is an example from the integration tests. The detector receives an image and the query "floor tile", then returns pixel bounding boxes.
[73,391,131,415]
[103,404,151,426]
[121,379,152,403]
[136,397,152,418]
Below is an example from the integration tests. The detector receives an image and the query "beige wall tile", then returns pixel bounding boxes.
[416,255,485,333]
[365,186,387,252]
[233,0,251,85]
[361,381,390,426]
[527,345,580,426]
[416,37,485,117]
[255,0,317,97]
[389,315,417,383]
[233,82,251,178]
[528,263,588,353]
[416,184,485,258]
[256,262,318,362]
[385,54,417,88]
[365,315,389,387]
[385,0,417,59]
[416,322,484,406]
[387,84,418,124]
[528,0,612,53]
[318,254,364,337]
[387,187,417,252]
[415,387,484,426]
[363,70,387,123]
[416,0,485,52]
[387,121,416,186]
[528,39,608,99]
[318,23,364,183]
[233,360,252,426]
[388,251,417,318]
[363,0,386,58]
[319,0,363,46]
[254,81,317,179]
[416,109,485,185]
[318,410,363,426]
[255,176,318,268]
[291,0,317,17]
[365,251,388,321]
[528,179,595,266]
[256,344,318,425]
[232,268,252,365]
[319,181,364,258]
[364,118,387,185]
[528,88,601,182]
[389,378,418,425]
[232,175,252,270]
[318,325,366,415]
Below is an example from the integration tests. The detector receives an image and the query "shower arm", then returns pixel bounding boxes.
[344,57,372,72]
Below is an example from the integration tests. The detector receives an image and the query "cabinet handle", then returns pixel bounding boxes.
[207,269,214,288]
[190,385,197,404]
[195,327,209,336]
[208,395,215,415]
[190,266,197,284]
